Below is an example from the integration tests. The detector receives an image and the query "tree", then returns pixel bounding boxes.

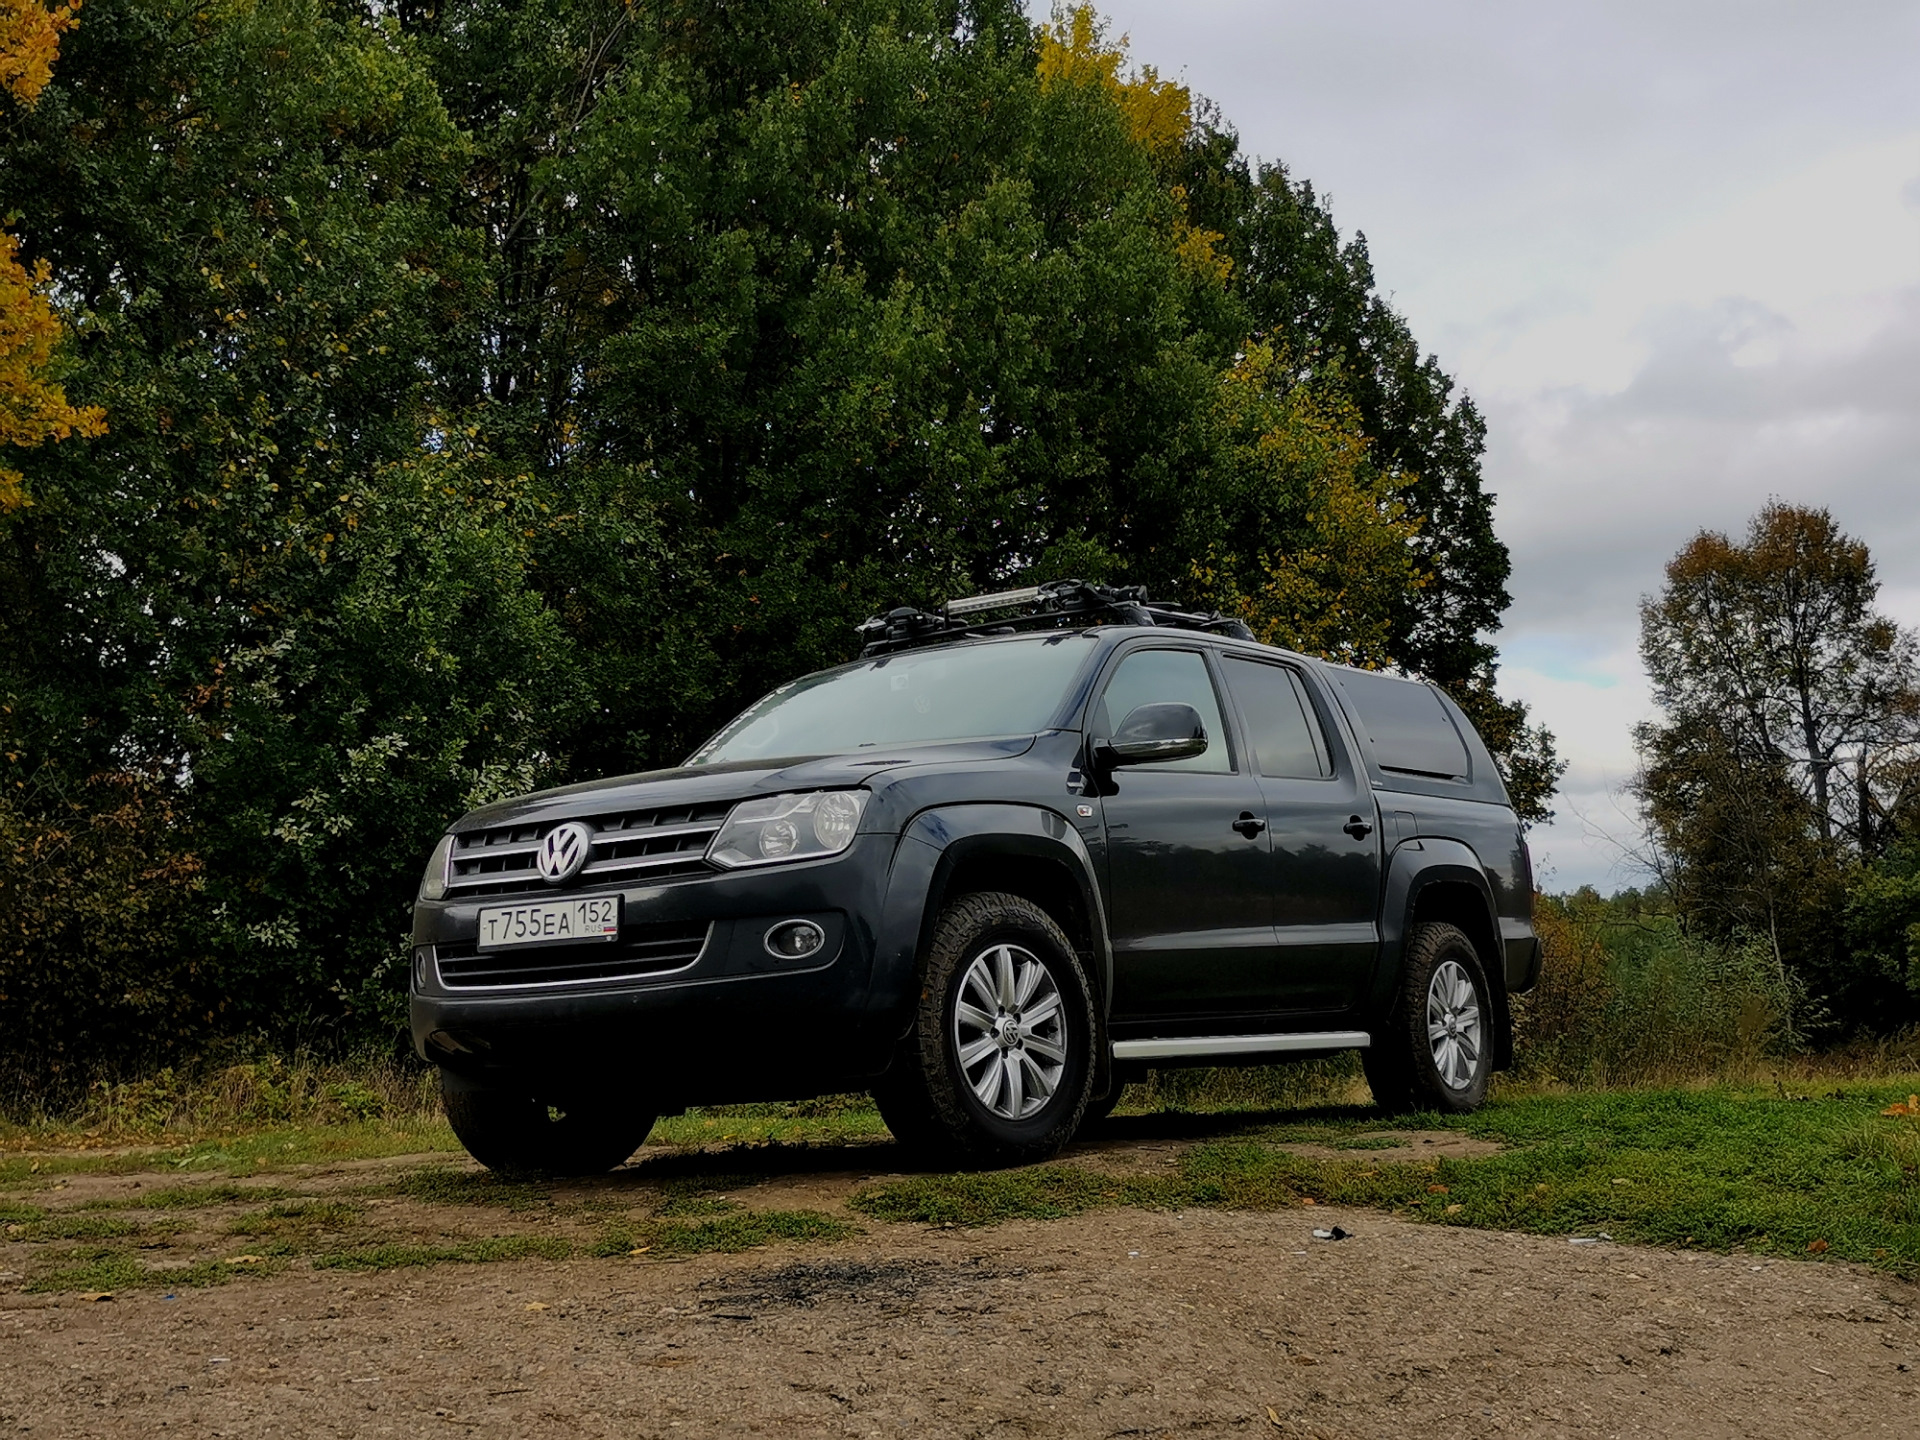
[1640,503,1919,851]
[1635,503,1920,1029]
[0,0,1560,1083]
[0,0,101,510]
[0,0,575,1066]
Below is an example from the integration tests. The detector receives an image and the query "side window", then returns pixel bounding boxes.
[1222,657,1332,779]
[1096,649,1233,774]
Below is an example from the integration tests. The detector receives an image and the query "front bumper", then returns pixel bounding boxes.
[408,833,900,1103]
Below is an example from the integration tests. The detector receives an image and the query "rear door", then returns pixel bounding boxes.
[1094,645,1278,1023]
[1219,654,1382,1013]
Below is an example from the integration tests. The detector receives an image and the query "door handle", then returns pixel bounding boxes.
[1232,812,1267,838]
[1343,815,1374,840]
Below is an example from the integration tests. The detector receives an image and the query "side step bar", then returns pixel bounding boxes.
[1112,1030,1371,1062]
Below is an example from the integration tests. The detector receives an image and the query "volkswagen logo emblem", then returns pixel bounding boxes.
[536,822,593,884]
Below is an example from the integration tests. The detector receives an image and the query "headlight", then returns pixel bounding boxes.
[707,791,869,869]
[418,833,455,901]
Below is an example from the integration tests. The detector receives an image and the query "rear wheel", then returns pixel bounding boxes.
[440,1076,655,1175]
[877,891,1094,1166]
[1363,921,1494,1115]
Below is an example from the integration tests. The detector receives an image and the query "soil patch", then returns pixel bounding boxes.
[3,1205,1915,1438]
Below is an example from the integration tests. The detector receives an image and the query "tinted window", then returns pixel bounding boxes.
[1330,668,1470,780]
[688,635,1098,765]
[1096,649,1232,773]
[1223,657,1330,779]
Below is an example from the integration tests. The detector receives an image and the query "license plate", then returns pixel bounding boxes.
[476,896,621,949]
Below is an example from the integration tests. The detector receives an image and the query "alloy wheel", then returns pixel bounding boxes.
[951,942,1070,1120]
[1425,958,1483,1091]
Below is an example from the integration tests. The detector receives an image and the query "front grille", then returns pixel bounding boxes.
[445,800,737,897]
[434,921,712,989]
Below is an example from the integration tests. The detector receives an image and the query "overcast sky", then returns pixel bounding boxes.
[1088,0,1920,890]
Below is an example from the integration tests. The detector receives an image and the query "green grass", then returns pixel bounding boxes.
[224,1199,364,1237]
[0,1119,460,1184]
[24,1247,288,1294]
[650,1099,893,1149]
[14,1078,1920,1292]
[592,1208,857,1258]
[853,1080,1920,1276]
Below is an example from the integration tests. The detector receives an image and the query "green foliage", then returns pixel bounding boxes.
[1845,840,1920,1005]
[0,0,1552,1088]
[1515,889,1802,1082]
[1635,504,1920,1028]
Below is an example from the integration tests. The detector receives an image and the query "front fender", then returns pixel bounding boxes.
[868,802,1113,1025]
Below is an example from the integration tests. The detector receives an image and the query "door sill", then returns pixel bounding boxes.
[1111,1030,1371,1061]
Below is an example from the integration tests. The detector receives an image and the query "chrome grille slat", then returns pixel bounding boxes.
[444,799,738,896]
[580,850,716,878]
[434,921,711,989]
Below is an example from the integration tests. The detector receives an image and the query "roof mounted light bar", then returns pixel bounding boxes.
[943,586,1044,618]
[855,579,1256,658]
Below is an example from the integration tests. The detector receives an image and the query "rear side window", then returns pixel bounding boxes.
[1095,649,1233,774]
[1330,668,1470,780]
[1222,657,1331,779]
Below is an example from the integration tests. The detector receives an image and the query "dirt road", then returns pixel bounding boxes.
[3,1132,1917,1439]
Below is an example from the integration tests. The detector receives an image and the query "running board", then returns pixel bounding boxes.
[1112,1030,1371,1061]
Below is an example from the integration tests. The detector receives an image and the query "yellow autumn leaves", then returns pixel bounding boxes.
[1037,6,1232,287]
[1,0,103,511]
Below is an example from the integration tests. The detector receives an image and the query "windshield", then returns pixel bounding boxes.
[687,635,1099,766]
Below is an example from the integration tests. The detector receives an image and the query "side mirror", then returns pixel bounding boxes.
[1099,702,1209,767]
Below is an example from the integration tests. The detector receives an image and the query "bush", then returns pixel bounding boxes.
[1513,889,1801,1086]
[0,770,210,1109]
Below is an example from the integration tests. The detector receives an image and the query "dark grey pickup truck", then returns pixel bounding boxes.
[410,582,1540,1172]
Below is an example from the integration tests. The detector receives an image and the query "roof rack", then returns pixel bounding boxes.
[855,580,1256,657]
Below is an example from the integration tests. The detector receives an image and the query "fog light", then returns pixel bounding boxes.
[764,919,827,960]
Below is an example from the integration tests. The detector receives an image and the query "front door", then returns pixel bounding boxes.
[1219,655,1382,1013]
[1096,646,1277,1023]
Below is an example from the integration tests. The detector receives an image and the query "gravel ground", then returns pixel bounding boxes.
[4,1190,1917,1438]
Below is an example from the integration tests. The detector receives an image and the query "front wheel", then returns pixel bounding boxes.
[441,1076,656,1176]
[1363,921,1494,1115]
[879,891,1095,1166]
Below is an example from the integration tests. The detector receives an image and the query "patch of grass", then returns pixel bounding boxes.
[377,1167,555,1212]
[651,1098,892,1150]
[104,1183,301,1211]
[313,1235,574,1272]
[850,1147,1425,1227]
[855,1081,1920,1277]
[224,1199,363,1238]
[23,1247,282,1294]
[5,1212,140,1242]
[0,1120,459,1185]
[595,1208,857,1258]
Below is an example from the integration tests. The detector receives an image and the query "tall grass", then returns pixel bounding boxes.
[1513,892,1807,1086]
[0,1052,440,1147]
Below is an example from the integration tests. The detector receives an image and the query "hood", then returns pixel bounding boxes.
[453,735,1038,833]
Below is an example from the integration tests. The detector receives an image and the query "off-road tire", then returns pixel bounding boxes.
[881,891,1095,1166]
[441,1076,655,1175]
[1363,921,1494,1115]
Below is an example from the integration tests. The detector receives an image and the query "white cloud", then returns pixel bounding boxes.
[1091,2,1920,888]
